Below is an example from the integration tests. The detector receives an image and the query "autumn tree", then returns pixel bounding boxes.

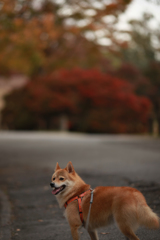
[2,68,151,133]
[115,63,151,96]
[0,0,132,76]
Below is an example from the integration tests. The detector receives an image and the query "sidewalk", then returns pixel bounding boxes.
[0,164,160,240]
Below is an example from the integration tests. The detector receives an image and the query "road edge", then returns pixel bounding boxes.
[0,189,11,240]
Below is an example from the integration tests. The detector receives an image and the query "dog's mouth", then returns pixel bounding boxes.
[52,185,66,195]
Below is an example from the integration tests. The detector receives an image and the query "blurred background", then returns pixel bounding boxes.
[0,0,160,135]
[1,3,160,239]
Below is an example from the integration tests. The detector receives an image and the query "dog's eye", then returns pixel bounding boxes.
[59,177,64,181]
[53,177,55,181]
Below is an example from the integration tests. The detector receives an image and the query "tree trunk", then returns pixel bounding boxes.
[59,115,68,131]
[152,118,159,137]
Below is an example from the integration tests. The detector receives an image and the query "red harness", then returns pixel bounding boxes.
[64,189,91,224]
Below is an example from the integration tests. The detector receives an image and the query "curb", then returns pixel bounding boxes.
[0,190,11,240]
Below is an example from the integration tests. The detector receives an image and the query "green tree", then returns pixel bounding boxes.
[120,13,160,69]
[119,13,160,134]
[145,61,160,135]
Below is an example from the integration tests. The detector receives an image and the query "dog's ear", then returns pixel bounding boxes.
[55,162,61,171]
[66,161,75,173]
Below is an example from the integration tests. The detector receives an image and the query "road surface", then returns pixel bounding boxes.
[0,132,160,182]
[0,132,160,240]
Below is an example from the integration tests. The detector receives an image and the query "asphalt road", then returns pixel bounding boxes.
[0,132,160,240]
[0,132,160,182]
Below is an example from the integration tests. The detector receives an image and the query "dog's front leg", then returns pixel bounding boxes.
[88,230,99,240]
[70,226,80,240]
[65,204,82,240]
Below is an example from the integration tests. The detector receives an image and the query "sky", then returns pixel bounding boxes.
[117,0,160,30]
[97,0,160,46]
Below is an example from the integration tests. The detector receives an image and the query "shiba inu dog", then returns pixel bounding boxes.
[50,162,159,240]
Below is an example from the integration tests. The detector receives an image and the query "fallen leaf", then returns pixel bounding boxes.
[38,219,43,222]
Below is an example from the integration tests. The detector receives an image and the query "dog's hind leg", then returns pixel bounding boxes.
[117,224,139,240]
[115,215,139,240]
[88,230,99,240]
[114,205,140,240]
[121,229,139,240]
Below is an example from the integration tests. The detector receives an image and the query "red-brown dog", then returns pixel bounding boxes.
[50,162,159,240]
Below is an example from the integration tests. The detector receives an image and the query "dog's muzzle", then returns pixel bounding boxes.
[50,182,66,195]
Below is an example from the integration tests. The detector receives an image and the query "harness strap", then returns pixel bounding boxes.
[85,189,94,230]
[64,189,92,224]
[78,198,83,223]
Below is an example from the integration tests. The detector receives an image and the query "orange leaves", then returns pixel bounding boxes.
[0,2,59,75]
[42,14,55,31]
[1,0,15,14]
[0,0,133,76]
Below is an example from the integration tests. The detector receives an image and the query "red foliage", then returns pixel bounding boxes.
[115,63,151,96]
[25,68,151,133]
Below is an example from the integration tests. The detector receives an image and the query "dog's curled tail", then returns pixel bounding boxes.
[138,205,159,229]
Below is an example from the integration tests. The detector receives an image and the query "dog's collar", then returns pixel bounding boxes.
[64,189,92,224]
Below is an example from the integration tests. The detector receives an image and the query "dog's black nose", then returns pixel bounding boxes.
[50,182,55,188]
